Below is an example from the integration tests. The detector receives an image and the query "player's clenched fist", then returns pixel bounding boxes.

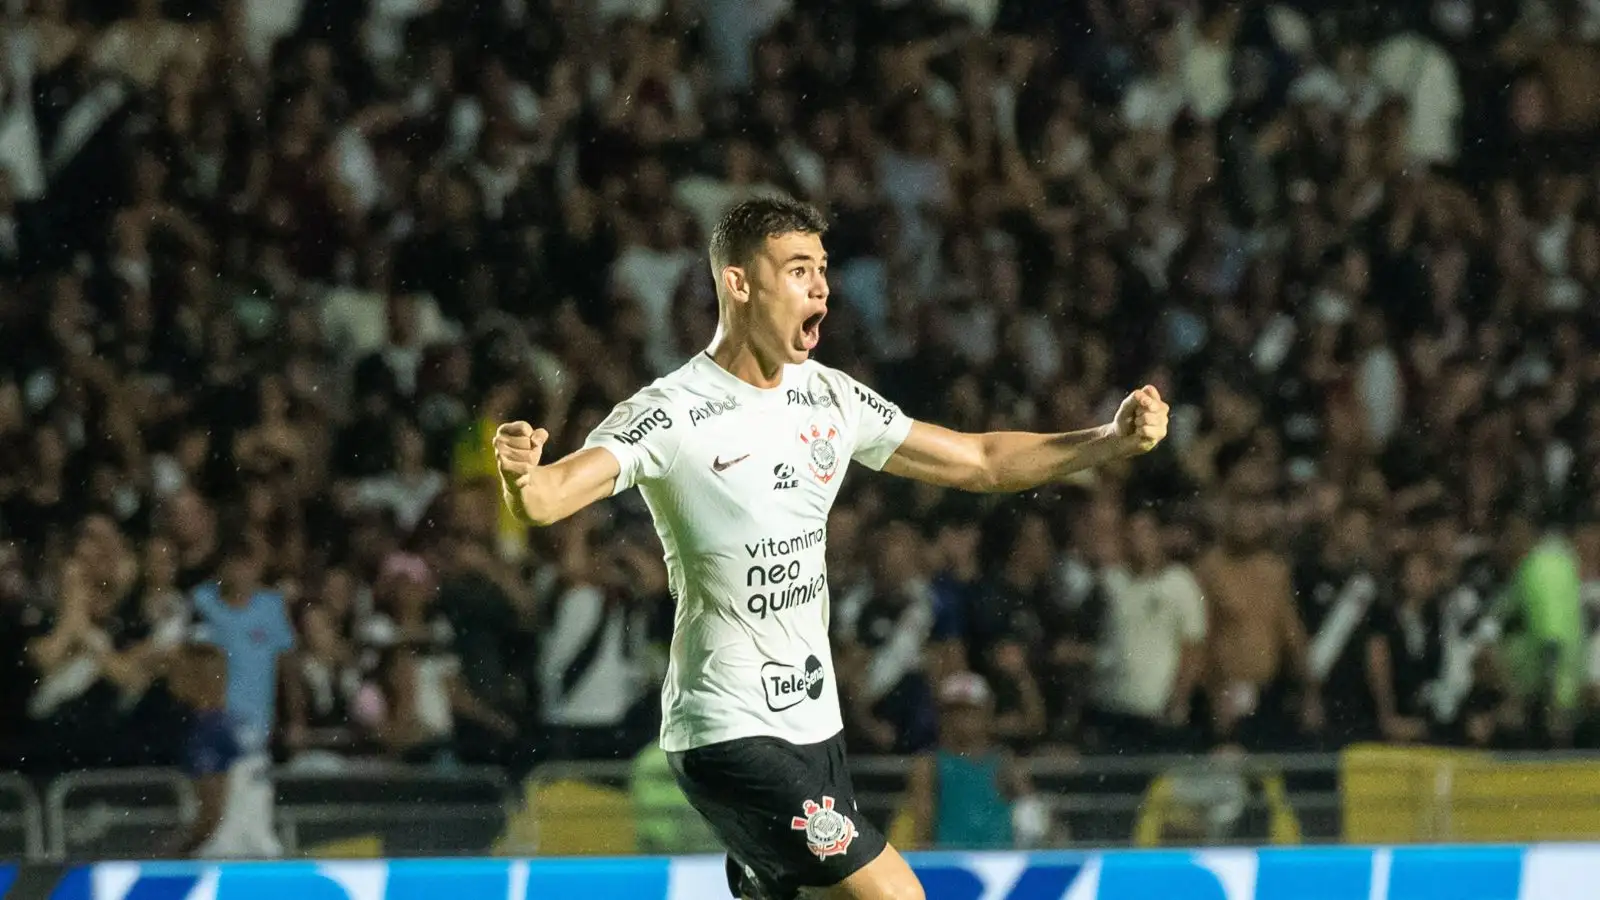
[1113,385,1169,454]
[493,421,549,484]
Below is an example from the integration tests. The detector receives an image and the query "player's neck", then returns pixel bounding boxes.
[705,327,786,389]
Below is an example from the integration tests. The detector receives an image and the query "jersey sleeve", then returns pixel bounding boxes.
[839,374,913,470]
[580,387,684,495]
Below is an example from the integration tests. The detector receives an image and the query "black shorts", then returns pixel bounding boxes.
[668,731,887,899]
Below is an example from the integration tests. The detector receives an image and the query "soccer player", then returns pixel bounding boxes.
[494,198,1168,900]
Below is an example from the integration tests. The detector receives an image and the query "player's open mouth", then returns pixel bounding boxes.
[801,311,825,349]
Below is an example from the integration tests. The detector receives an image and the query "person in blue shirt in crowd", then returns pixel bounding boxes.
[190,538,302,754]
[904,672,1051,850]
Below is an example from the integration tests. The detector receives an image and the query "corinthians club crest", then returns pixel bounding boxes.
[799,424,839,483]
[790,796,856,860]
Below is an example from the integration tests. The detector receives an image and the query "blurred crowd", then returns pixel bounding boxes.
[3,0,1600,795]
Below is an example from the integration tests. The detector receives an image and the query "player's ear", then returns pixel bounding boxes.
[720,265,750,304]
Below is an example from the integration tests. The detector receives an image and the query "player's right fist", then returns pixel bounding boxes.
[493,421,549,483]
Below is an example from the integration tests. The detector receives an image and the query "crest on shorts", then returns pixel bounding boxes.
[799,424,839,483]
[790,795,856,860]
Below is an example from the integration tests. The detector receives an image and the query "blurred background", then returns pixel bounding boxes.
[2,0,1600,865]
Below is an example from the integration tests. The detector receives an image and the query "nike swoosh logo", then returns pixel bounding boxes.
[711,454,750,472]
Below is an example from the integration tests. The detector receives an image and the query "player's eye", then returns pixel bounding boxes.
[791,267,807,278]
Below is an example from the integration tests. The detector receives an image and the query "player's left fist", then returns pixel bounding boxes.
[1113,385,1169,455]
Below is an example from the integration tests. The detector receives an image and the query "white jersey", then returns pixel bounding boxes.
[582,353,912,751]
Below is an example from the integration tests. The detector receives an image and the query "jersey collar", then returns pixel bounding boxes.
[694,351,793,402]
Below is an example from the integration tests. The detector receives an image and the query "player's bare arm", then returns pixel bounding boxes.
[493,421,621,527]
[881,385,1169,492]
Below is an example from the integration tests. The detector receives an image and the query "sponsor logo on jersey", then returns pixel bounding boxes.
[772,463,798,490]
[786,388,836,408]
[853,385,896,425]
[744,529,826,558]
[745,560,826,619]
[689,395,739,425]
[744,530,827,617]
[762,654,826,711]
[612,407,672,445]
[712,453,750,472]
[799,424,839,483]
[790,795,856,860]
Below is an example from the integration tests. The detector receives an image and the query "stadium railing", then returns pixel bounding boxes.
[502,749,1600,853]
[14,748,1600,861]
[45,767,195,861]
[0,773,43,861]
[523,752,1336,852]
[273,764,510,858]
[33,764,509,862]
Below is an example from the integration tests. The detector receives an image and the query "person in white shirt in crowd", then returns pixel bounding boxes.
[1086,507,1205,753]
[610,203,700,375]
[352,418,446,535]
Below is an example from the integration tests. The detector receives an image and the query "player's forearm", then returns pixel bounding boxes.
[498,447,618,527]
[500,476,536,524]
[976,424,1134,491]
[502,470,562,527]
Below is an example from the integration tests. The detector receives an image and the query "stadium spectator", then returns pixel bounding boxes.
[835,518,939,755]
[161,637,282,859]
[1043,495,1114,743]
[350,417,447,535]
[536,512,653,761]
[1365,550,1449,746]
[427,513,539,742]
[358,550,516,762]
[1363,544,1506,748]
[281,599,368,763]
[1198,493,1319,749]
[1496,505,1585,744]
[903,672,1048,851]
[374,635,516,765]
[1295,505,1385,744]
[1086,508,1205,753]
[24,517,169,772]
[925,498,985,685]
[191,537,299,755]
[963,509,1052,750]
[160,488,224,593]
